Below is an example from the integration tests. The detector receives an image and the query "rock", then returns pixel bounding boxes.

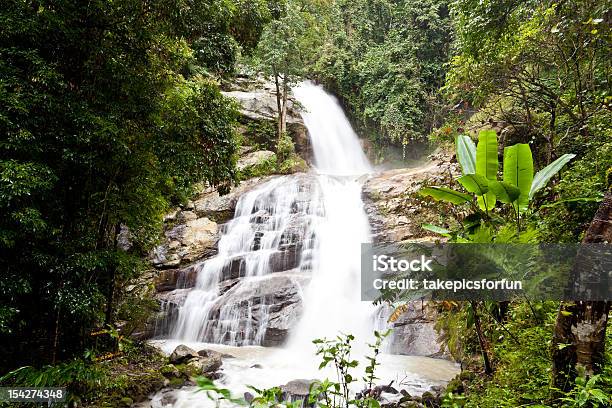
[184,356,223,377]
[154,266,197,292]
[250,363,263,369]
[281,379,316,402]
[420,391,438,407]
[198,349,235,359]
[160,391,177,406]
[203,271,308,346]
[237,150,276,172]
[150,217,218,268]
[362,152,460,244]
[193,176,275,223]
[385,302,444,356]
[221,77,312,162]
[169,345,199,364]
[244,392,255,403]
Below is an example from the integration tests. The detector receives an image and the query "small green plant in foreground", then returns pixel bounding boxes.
[198,330,391,408]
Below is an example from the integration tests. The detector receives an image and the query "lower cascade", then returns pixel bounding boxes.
[150,82,458,407]
[168,81,377,348]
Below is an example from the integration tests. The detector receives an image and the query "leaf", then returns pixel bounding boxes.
[419,187,472,205]
[387,304,408,323]
[458,174,489,196]
[529,154,576,199]
[456,134,476,175]
[503,144,533,212]
[475,130,498,210]
[476,130,498,180]
[488,181,521,204]
[421,224,451,236]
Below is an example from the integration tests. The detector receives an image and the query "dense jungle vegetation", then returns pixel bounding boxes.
[0,0,610,407]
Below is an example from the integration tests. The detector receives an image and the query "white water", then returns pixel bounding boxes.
[287,82,375,354]
[148,82,458,407]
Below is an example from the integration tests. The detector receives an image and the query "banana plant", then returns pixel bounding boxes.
[420,130,575,233]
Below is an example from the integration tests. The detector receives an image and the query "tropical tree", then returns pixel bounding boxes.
[254,0,328,137]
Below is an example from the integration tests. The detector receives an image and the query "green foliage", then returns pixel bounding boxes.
[420,130,574,238]
[445,0,610,239]
[560,374,611,407]
[0,0,238,369]
[456,135,477,175]
[196,376,246,406]
[312,0,453,147]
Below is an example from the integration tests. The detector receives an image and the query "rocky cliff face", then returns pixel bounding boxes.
[222,75,312,161]
[363,151,460,245]
[363,151,460,357]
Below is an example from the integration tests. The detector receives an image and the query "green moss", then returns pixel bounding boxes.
[238,154,278,181]
[278,154,309,174]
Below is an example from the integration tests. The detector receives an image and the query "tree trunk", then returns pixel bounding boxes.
[471,301,494,374]
[274,71,283,137]
[280,74,288,135]
[551,191,612,394]
[104,223,122,325]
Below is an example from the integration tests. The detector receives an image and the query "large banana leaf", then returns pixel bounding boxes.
[476,130,499,180]
[456,134,476,175]
[529,154,576,199]
[419,187,472,205]
[458,174,489,196]
[476,130,498,210]
[503,143,533,212]
[488,181,521,204]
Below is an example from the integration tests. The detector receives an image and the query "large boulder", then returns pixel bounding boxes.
[222,76,312,162]
[362,151,460,244]
[385,302,445,356]
[150,217,218,268]
[237,150,276,172]
[169,345,199,364]
[203,271,309,346]
[193,176,275,223]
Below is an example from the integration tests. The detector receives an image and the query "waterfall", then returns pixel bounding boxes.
[287,82,377,353]
[168,81,379,350]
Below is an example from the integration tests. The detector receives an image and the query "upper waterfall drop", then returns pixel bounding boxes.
[292,81,372,176]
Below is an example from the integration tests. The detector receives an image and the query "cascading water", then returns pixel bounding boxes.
[148,81,458,408]
[169,81,378,349]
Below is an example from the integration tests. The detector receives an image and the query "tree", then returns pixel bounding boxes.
[0,0,237,370]
[255,0,324,137]
[312,0,453,149]
[551,190,612,395]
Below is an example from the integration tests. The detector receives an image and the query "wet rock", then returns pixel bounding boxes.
[184,356,222,377]
[250,364,263,369]
[160,391,177,406]
[193,176,275,223]
[269,248,301,273]
[205,272,308,346]
[169,345,199,364]
[281,379,316,402]
[154,266,197,292]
